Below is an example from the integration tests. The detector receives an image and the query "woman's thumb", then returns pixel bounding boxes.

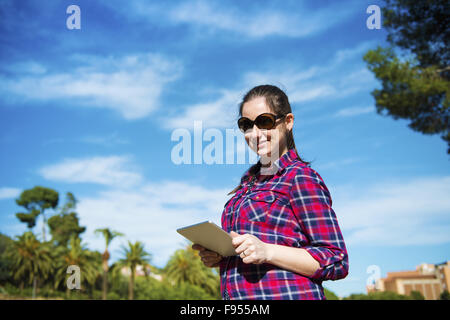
[230,231,240,238]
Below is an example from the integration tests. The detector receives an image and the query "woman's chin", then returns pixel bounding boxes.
[257,148,270,158]
[249,145,272,158]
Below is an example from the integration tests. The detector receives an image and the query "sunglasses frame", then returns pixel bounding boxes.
[237,113,286,133]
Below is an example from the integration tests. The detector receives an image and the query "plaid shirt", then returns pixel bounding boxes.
[220,149,349,300]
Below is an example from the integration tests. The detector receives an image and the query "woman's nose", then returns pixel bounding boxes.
[246,124,259,142]
[251,124,263,137]
[251,125,269,145]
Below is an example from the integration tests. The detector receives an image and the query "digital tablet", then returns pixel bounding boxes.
[176,221,236,257]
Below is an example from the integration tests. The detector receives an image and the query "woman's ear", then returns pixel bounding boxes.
[285,113,294,131]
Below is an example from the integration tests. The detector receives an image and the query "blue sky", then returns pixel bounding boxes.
[0,0,449,297]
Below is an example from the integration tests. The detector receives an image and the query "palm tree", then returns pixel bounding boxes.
[8,232,53,299]
[164,245,219,296]
[94,228,124,300]
[53,236,101,297]
[114,241,151,300]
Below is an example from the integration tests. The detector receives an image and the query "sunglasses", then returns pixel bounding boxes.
[237,113,285,133]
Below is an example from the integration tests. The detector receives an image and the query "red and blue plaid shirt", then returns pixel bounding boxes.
[220,148,349,300]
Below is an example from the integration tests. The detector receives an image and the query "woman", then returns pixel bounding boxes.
[193,85,349,300]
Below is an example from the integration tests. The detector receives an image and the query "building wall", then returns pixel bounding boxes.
[383,279,397,293]
[398,279,441,299]
[438,263,450,292]
[368,261,450,299]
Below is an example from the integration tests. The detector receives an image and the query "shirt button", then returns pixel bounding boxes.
[256,196,259,199]
[340,253,345,257]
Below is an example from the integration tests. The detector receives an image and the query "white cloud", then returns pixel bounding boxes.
[163,89,242,129]
[39,155,142,188]
[3,60,47,75]
[332,175,450,246]
[127,0,355,38]
[289,85,337,103]
[162,41,377,130]
[334,106,373,117]
[333,41,377,64]
[317,157,363,170]
[80,133,129,146]
[0,187,21,200]
[1,54,182,119]
[243,67,339,104]
[242,67,375,106]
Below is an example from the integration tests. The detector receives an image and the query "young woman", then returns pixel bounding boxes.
[193,85,349,300]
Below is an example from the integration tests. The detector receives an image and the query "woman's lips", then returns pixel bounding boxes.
[258,141,268,149]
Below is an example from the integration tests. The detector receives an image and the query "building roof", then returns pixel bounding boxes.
[384,270,436,280]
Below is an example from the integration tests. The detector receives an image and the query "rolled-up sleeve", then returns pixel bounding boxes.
[289,167,349,281]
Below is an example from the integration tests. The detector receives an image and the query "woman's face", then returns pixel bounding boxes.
[241,97,293,164]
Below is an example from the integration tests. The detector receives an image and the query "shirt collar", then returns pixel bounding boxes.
[240,148,300,184]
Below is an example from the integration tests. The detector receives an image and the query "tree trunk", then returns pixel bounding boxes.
[42,212,46,242]
[128,269,135,300]
[32,277,37,300]
[102,250,110,300]
[36,277,40,295]
[102,270,108,300]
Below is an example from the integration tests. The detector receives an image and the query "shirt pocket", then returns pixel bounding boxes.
[243,190,290,226]
[243,190,288,223]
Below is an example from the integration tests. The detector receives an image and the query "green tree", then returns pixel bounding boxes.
[344,291,412,300]
[0,233,14,285]
[114,241,151,300]
[324,287,340,300]
[53,236,101,297]
[409,290,425,300]
[94,228,124,300]
[164,245,219,298]
[8,232,53,299]
[48,193,86,247]
[440,290,450,300]
[363,0,450,154]
[15,186,59,241]
[48,212,85,247]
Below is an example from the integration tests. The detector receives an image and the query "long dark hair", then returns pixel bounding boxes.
[228,85,310,194]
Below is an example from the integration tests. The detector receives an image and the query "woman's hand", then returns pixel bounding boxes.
[230,231,273,264]
[192,244,223,268]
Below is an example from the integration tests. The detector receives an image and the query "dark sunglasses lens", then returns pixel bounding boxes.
[255,114,275,129]
[238,118,253,132]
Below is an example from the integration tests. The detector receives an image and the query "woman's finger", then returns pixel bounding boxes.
[199,251,220,260]
[242,253,255,264]
[192,244,205,251]
[231,233,249,248]
[235,238,253,255]
[202,254,219,262]
[201,254,223,267]
[201,250,219,257]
